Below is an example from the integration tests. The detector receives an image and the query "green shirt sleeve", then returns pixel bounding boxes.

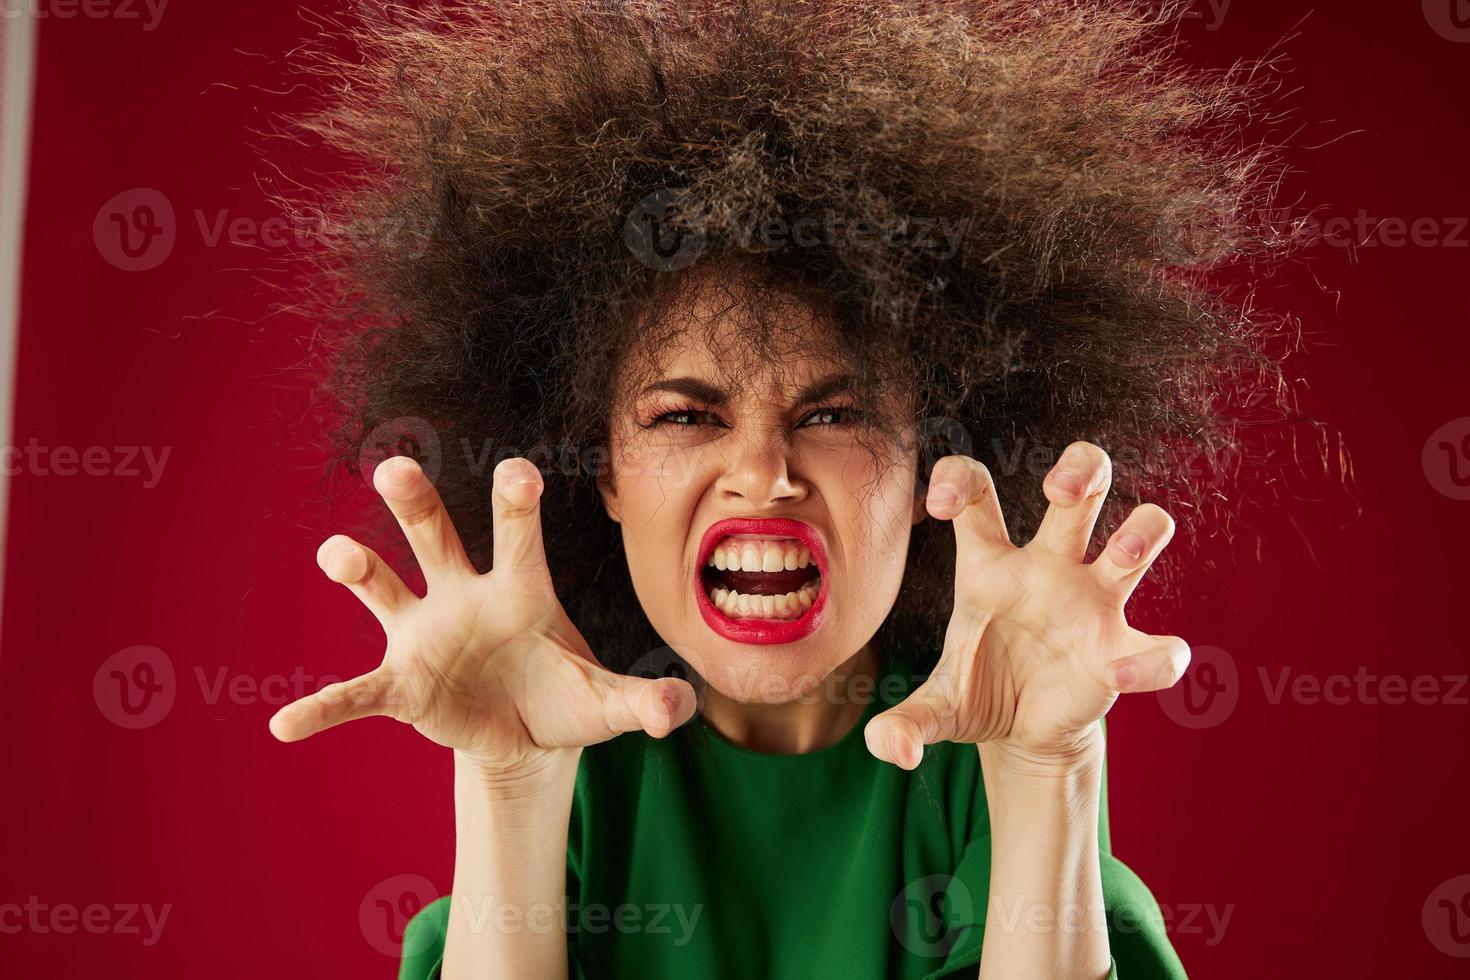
[1100,854,1189,978]
[923,720,1187,979]
[396,895,449,980]
[395,760,589,980]
[393,895,591,980]
[393,715,1186,979]
[919,845,1183,979]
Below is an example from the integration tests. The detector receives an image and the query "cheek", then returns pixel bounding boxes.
[824,448,917,605]
[609,444,709,582]
[834,446,917,542]
[613,441,705,504]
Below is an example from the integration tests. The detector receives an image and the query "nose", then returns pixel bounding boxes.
[715,426,808,509]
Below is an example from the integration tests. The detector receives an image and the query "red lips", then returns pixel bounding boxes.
[693,517,829,645]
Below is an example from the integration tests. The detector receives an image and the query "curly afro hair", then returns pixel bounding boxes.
[262,0,1303,674]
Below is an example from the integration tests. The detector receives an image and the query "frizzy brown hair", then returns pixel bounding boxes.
[261,0,1305,673]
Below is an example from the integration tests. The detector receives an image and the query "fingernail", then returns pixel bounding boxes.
[930,486,956,509]
[887,733,907,767]
[504,464,536,486]
[1114,531,1146,561]
[1113,663,1136,688]
[1051,467,1087,496]
[388,457,416,484]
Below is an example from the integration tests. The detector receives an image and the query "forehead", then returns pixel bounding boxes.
[626,262,850,395]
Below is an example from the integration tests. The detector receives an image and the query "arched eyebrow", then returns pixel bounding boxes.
[639,373,855,407]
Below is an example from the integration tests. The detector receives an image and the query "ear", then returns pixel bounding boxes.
[597,471,622,524]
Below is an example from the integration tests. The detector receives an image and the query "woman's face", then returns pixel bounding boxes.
[599,271,925,705]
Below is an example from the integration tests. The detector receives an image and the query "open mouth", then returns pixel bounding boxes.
[693,518,829,645]
[699,538,822,621]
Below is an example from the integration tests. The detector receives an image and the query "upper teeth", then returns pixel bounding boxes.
[707,537,814,572]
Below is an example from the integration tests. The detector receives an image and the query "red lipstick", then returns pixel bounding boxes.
[693,517,829,645]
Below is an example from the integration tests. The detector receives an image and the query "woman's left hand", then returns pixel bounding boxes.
[865,441,1191,770]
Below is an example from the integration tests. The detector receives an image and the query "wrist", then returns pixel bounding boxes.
[979,727,1104,818]
[454,746,581,802]
[980,722,1105,778]
[976,734,1110,980]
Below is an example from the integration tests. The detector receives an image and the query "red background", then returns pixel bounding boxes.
[2,2,1467,977]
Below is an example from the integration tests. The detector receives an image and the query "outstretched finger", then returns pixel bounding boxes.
[1105,635,1191,694]
[316,534,416,625]
[1030,441,1112,561]
[374,456,474,590]
[268,668,401,742]
[925,455,1011,559]
[491,457,552,584]
[1092,503,1176,601]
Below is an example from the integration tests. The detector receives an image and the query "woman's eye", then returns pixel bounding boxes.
[645,406,863,429]
[799,406,864,427]
[649,408,720,428]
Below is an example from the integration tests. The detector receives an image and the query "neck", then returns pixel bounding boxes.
[699,643,880,754]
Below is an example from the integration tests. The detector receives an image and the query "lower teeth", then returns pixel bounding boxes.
[708,581,819,620]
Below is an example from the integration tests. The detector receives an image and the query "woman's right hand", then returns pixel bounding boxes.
[268,455,696,779]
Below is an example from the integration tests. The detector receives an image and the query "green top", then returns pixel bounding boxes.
[397,654,1186,979]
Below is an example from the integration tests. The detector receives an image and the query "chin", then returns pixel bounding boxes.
[682,636,856,706]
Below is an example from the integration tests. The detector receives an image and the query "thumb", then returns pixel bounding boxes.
[268,667,404,743]
[1106,635,1191,694]
[864,674,957,771]
[595,670,699,741]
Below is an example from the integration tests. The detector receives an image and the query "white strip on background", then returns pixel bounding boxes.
[0,12,39,661]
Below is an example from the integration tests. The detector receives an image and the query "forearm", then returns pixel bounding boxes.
[442,749,581,980]
[975,735,1110,980]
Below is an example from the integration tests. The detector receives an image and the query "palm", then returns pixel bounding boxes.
[400,592,627,759]
[867,444,1191,769]
[269,456,694,772]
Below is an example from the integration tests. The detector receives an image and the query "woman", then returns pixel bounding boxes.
[265,1,1292,976]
